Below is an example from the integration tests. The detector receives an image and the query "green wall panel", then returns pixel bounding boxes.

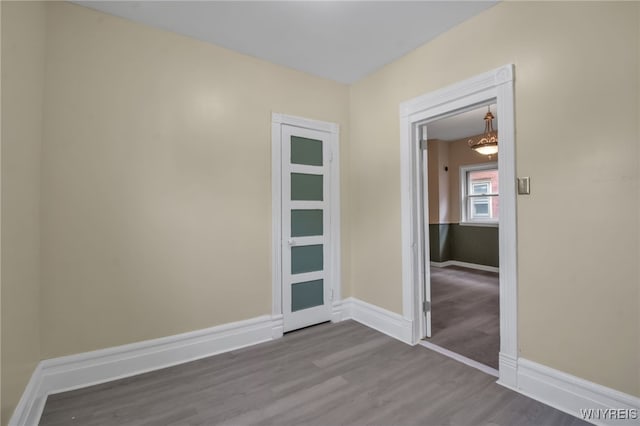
[451,224,499,267]
[429,224,451,263]
[429,223,498,267]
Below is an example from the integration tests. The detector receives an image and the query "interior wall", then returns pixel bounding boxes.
[427,140,440,224]
[349,1,640,397]
[40,2,350,359]
[426,136,499,224]
[0,1,46,423]
[437,140,450,224]
[427,138,498,267]
[427,139,452,225]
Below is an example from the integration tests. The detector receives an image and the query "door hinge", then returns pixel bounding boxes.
[330,289,334,301]
[419,139,428,150]
[423,300,431,312]
[329,150,334,163]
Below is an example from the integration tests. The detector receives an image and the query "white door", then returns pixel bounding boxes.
[281,125,333,332]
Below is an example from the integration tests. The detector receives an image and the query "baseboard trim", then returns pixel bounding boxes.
[430,260,499,273]
[342,297,413,345]
[516,358,640,426]
[9,314,283,426]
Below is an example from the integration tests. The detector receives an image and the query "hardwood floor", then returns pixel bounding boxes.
[429,265,499,369]
[39,320,587,426]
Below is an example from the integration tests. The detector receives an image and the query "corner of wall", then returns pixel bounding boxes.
[1,1,46,424]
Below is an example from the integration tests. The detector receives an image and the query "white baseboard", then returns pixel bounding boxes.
[9,314,282,426]
[430,260,499,273]
[341,297,413,345]
[516,358,640,426]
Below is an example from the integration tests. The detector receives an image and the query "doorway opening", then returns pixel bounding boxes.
[419,103,500,376]
[399,65,517,389]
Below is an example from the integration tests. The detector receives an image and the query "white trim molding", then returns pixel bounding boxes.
[516,359,640,426]
[341,297,413,345]
[430,260,499,274]
[9,315,284,426]
[398,64,518,389]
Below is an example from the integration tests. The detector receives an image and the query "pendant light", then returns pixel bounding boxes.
[468,106,498,157]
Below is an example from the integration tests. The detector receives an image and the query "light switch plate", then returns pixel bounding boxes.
[517,177,530,195]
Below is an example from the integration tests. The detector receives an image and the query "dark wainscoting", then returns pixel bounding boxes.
[428,223,499,267]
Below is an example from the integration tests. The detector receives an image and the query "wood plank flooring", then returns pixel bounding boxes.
[429,266,500,369]
[39,320,587,426]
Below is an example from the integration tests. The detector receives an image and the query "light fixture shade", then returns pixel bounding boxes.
[469,108,498,156]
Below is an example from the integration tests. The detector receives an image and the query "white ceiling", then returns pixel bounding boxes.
[426,103,497,142]
[74,1,497,84]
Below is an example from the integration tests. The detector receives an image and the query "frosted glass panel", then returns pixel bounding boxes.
[291,244,323,274]
[292,279,324,312]
[291,210,323,237]
[291,136,323,166]
[291,173,323,201]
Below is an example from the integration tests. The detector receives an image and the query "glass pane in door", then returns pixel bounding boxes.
[291,173,323,201]
[291,136,323,166]
[291,244,323,274]
[291,279,324,311]
[291,210,323,237]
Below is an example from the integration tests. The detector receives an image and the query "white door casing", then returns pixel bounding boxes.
[271,114,341,335]
[399,65,518,388]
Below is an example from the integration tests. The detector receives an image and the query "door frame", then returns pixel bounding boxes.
[271,113,341,337]
[399,65,518,388]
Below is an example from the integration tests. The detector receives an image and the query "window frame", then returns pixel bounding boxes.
[460,162,499,226]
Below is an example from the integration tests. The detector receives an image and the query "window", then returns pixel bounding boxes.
[460,163,498,225]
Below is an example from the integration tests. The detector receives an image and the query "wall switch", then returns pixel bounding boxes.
[517,177,530,195]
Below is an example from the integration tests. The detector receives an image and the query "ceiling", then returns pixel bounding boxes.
[74,1,497,84]
[426,103,498,142]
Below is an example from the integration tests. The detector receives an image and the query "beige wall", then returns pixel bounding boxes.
[39,2,350,358]
[350,1,640,397]
[1,2,46,423]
